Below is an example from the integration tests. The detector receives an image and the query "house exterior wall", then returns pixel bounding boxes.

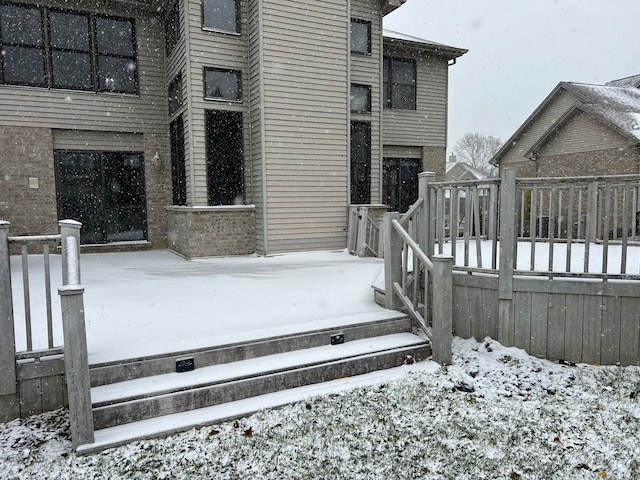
[382,45,452,182]
[536,146,640,178]
[498,90,577,173]
[351,0,383,204]
[249,0,351,255]
[0,127,57,235]
[0,0,171,246]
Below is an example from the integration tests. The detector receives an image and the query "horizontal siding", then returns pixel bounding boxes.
[52,130,144,151]
[501,90,577,165]
[383,52,449,147]
[260,0,349,254]
[0,0,167,135]
[540,111,629,156]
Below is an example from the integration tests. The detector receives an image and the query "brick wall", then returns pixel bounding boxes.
[144,133,172,248]
[422,146,446,180]
[536,146,640,177]
[0,126,58,236]
[166,206,256,258]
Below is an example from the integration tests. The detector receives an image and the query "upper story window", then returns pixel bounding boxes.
[165,0,180,56]
[0,4,137,94]
[350,19,370,54]
[168,74,183,115]
[202,0,238,33]
[204,67,241,101]
[383,57,416,110]
[350,84,371,113]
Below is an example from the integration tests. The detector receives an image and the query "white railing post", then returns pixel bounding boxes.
[418,172,436,257]
[432,254,453,365]
[57,221,94,448]
[59,220,81,285]
[498,169,517,346]
[383,212,402,310]
[0,221,17,395]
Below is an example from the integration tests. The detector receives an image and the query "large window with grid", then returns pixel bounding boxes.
[0,4,137,94]
[383,57,416,110]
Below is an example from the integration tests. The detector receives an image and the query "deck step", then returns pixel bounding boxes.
[89,311,412,387]
[91,332,429,430]
[82,313,430,453]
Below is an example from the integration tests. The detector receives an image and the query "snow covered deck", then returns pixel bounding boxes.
[11,249,392,365]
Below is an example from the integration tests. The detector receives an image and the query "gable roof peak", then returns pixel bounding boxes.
[605,74,640,89]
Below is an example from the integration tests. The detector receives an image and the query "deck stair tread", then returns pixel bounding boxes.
[79,358,437,455]
[91,332,425,406]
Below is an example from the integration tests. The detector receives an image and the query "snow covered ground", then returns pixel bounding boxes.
[2,336,639,479]
[11,250,388,363]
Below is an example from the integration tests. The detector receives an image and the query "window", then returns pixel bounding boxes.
[168,74,183,115]
[350,19,370,54]
[206,110,244,205]
[0,5,137,94]
[202,0,238,33]
[383,57,416,110]
[49,10,92,90]
[55,151,147,244]
[350,121,371,204]
[204,67,241,101]
[170,116,187,206]
[165,0,180,56]
[0,4,46,86]
[350,84,371,113]
[383,158,421,212]
[95,17,137,93]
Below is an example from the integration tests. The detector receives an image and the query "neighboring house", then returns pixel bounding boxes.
[445,161,490,182]
[0,0,466,257]
[491,74,640,178]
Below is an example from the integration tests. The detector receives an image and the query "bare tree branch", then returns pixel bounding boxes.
[453,133,502,173]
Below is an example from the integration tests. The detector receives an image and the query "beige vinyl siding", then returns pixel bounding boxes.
[185,0,249,206]
[248,0,266,252]
[383,145,423,158]
[382,52,449,147]
[350,0,383,204]
[52,130,144,151]
[500,90,577,165]
[259,0,349,254]
[539,111,629,157]
[0,0,167,135]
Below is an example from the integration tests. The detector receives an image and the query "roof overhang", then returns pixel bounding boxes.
[383,30,468,60]
[382,0,408,15]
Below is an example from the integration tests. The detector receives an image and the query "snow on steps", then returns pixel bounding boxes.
[80,313,430,453]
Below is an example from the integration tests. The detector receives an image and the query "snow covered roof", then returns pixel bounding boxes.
[605,74,640,88]
[445,161,489,181]
[383,29,467,59]
[492,74,640,164]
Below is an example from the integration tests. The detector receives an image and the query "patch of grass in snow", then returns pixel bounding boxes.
[2,337,640,479]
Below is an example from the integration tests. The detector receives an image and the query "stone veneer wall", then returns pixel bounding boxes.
[166,206,256,258]
[422,146,447,181]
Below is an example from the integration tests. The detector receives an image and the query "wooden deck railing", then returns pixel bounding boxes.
[0,220,94,448]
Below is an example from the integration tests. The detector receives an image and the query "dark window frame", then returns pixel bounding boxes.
[350,18,371,54]
[0,4,138,94]
[204,66,241,102]
[350,83,371,113]
[383,56,417,110]
[168,73,183,115]
[54,149,148,244]
[165,0,181,57]
[0,3,46,87]
[350,121,371,205]
[202,0,239,34]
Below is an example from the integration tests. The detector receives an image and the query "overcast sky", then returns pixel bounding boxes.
[383,0,640,155]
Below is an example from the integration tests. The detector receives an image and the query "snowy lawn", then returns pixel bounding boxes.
[2,337,640,479]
